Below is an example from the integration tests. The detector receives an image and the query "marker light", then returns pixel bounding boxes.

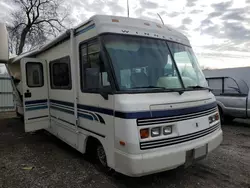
[112,19,119,23]
[140,128,149,139]
[119,141,126,146]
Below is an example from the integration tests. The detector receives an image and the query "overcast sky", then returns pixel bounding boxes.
[1,0,250,69]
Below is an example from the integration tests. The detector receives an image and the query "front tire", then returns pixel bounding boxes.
[96,143,112,173]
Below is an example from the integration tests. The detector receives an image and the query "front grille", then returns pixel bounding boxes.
[137,107,217,126]
[140,122,220,150]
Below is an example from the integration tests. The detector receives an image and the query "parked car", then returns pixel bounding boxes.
[206,76,250,123]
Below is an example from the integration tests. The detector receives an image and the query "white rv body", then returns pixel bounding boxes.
[5,15,222,176]
[0,23,8,63]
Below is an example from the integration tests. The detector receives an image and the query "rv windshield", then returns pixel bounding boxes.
[102,34,207,91]
[167,42,208,88]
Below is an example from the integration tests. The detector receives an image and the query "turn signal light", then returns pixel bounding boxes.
[215,113,220,120]
[140,128,149,139]
[209,113,220,124]
[119,141,126,146]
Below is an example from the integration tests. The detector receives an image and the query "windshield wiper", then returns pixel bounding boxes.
[187,85,211,91]
[132,86,166,89]
[131,86,185,95]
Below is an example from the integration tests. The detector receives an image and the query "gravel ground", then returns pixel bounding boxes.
[0,116,250,188]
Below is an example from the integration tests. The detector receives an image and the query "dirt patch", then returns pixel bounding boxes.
[0,111,16,119]
[0,118,250,188]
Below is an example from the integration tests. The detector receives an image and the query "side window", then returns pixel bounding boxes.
[207,78,223,95]
[80,39,110,91]
[50,56,72,89]
[224,78,240,94]
[26,62,44,87]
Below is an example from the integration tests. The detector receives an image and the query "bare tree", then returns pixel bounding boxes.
[8,0,68,55]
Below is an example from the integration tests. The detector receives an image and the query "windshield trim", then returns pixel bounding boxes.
[99,32,192,48]
[100,33,207,94]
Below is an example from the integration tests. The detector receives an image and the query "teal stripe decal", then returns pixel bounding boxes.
[26,105,48,111]
[50,105,74,115]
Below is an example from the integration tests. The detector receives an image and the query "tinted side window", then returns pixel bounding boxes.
[50,56,72,89]
[207,78,223,95]
[26,62,44,87]
[80,39,110,92]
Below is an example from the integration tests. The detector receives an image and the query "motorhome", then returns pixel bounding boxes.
[1,15,222,177]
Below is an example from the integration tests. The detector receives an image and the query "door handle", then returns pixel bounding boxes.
[24,90,31,98]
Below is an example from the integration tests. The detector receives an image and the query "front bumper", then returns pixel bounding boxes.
[114,129,223,177]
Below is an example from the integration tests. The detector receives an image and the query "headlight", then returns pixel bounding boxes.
[209,113,220,124]
[163,126,172,135]
[151,127,161,137]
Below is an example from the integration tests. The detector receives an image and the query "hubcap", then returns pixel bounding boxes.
[97,145,107,167]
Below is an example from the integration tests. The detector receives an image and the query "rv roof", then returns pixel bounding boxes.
[10,15,190,63]
[78,15,189,45]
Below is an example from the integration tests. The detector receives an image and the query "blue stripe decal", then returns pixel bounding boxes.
[78,110,99,121]
[50,99,74,107]
[96,114,105,124]
[25,99,48,105]
[0,77,11,80]
[50,99,216,120]
[51,103,74,111]
[49,99,103,123]
[77,104,114,116]
[78,102,217,119]
[25,105,48,111]
[75,24,95,36]
[51,105,74,115]
[26,102,48,107]
[78,112,94,121]
[115,102,217,119]
[150,102,217,119]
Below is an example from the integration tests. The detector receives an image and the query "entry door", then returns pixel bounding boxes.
[21,58,49,132]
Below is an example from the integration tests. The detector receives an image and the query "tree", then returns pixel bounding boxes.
[8,0,68,55]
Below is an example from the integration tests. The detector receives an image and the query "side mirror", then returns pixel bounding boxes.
[0,23,9,63]
[85,68,110,100]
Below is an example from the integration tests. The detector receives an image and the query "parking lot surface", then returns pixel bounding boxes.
[0,116,250,188]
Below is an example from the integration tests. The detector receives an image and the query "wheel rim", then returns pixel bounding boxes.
[97,145,107,167]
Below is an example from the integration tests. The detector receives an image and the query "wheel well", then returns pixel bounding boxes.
[218,105,223,115]
[85,136,101,156]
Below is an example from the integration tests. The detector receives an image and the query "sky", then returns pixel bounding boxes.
[1,0,250,69]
